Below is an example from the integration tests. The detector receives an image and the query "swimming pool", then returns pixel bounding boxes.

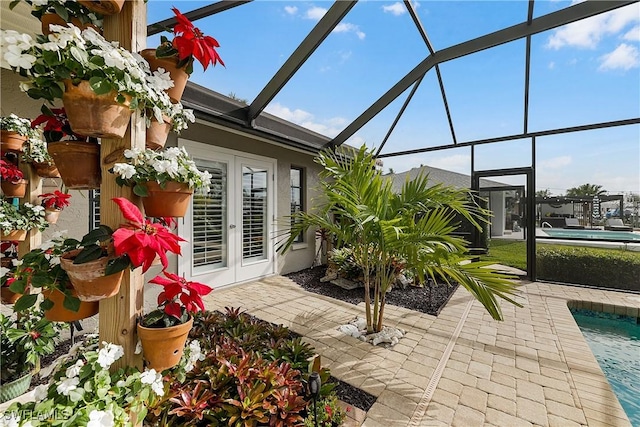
[570,308,640,426]
[542,228,640,242]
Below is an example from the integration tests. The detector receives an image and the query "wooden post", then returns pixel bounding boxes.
[99,0,147,369]
[17,158,41,258]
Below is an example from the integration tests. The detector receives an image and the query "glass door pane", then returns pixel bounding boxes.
[241,166,267,263]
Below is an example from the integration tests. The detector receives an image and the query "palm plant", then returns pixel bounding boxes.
[279,145,521,333]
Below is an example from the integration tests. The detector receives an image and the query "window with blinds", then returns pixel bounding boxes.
[242,166,267,261]
[192,161,227,270]
[89,189,100,230]
[290,167,304,243]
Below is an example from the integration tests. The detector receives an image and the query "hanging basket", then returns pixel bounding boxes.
[32,161,60,178]
[145,116,172,150]
[62,80,132,139]
[137,317,193,371]
[1,179,27,198]
[0,130,26,152]
[42,288,99,322]
[140,49,189,104]
[0,371,33,404]
[47,141,101,189]
[0,285,29,305]
[1,230,27,242]
[60,249,124,302]
[142,181,193,218]
[41,13,101,35]
[78,0,125,15]
[44,209,61,224]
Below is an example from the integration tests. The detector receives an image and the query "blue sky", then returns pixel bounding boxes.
[147,0,639,196]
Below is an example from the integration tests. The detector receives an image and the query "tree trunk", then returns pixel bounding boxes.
[376,293,386,333]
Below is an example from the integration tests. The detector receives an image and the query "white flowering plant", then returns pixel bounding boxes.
[110,146,212,196]
[20,133,53,165]
[3,337,166,427]
[0,114,40,141]
[8,0,103,29]
[0,199,48,235]
[0,25,179,127]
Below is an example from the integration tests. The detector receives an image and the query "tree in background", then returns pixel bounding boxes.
[566,183,606,197]
[536,189,552,198]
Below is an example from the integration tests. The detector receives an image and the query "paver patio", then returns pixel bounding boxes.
[203,275,640,427]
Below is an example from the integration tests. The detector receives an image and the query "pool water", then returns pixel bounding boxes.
[543,229,640,242]
[570,309,640,426]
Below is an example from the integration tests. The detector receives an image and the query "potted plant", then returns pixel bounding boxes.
[8,0,103,35]
[59,197,184,301]
[30,105,100,188]
[1,114,38,152]
[20,131,59,178]
[0,265,24,304]
[144,97,196,150]
[138,270,212,371]
[38,189,71,224]
[141,7,224,104]
[110,147,212,217]
[0,159,27,198]
[1,25,177,140]
[0,307,61,403]
[0,199,48,241]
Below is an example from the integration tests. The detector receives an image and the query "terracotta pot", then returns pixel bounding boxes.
[32,162,60,178]
[40,13,100,35]
[42,288,99,322]
[47,141,101,189]
[0,285,29,305]
[137,317,193,371]
[0,258,12,268]
[0,130,26,152]
[145,116,172,150]
[142,181,193,218]
[60,249,124,302]
[78,0,125,15]
[62,80,132,139]
[140,49,189,104]
[1,230,27,242]
[44,209,61,224]
[1,179,27,198]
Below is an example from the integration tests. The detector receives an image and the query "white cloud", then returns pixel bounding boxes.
[598,43,639,71]
[305,6,327,21]
[546,3,640,49]
[284,6,298,15]
[623,25,640,41]
[382,2,406,16]
[264,102,346,137]
[539,156,572,169]
[334,22,366,40]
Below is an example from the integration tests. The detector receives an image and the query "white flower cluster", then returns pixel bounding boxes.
[113,146,211,193]
[184,340,205,372]
[21,134,51,164]
[87,410,114,427]
[0,31,36,69]
[97,342,125,369]
[140,369,165,396]
[0,114,37,138]
[0,201,47,234]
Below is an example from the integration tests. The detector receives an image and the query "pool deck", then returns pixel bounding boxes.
[204,276,640,427]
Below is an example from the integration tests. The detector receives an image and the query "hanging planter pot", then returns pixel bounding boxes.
[42,288,99,322]
[78,0,125,15]
[1,230,27,242]
[62,80,132,139]
[40,13,101,35]
[0,371,33,404]
[32,162,60,178]
[1,179,27,198]
[44,208,61,224]
[140,49,189,104]
[60,249,124,302]
[0,130,26,153]
[145,116,172,150]
[47,141,101,190]
[137,317,193,371]
[0,285,29,305]
[142,181,193,218]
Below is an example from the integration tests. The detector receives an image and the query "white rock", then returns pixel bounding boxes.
[337,324,361,338]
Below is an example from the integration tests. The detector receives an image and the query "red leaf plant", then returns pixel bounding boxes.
[154,7,224,75]
[143,271,213,328]
[31,105,88,144]
[111,197,185,273]
[0,159,24,183]
[39,190,71,211]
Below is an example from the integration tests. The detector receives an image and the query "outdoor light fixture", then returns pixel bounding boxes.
[308,372,321,427]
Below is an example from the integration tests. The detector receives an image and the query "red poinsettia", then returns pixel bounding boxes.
[111,197,185,273]
[149,271,213,320]
[0,159,24,183]
[31,106,88,144]
[171,7,224,71]
[39,190,71,211]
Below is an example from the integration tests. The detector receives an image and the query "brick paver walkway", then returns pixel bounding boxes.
[203,276,639,427]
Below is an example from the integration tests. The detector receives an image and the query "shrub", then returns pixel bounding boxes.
[536,246,640,291]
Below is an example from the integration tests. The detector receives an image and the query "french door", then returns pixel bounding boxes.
[178,143,276,287]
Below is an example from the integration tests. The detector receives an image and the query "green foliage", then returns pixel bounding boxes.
[329,247,362,279]
[537,246,640,291]
[303,393,347,427]
[0,199,49,234]
[565,183,606,197]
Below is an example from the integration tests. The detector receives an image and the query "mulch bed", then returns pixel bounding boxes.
[285,265,459,316]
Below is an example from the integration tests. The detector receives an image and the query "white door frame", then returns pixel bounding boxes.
[177,140,277,288]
